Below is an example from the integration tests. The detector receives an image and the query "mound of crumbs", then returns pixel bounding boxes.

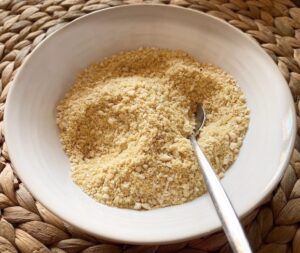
[56,48,250,210]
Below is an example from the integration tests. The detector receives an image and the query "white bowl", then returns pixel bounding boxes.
[5,5,296,244]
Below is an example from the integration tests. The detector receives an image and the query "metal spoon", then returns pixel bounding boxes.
[190,105,252,253]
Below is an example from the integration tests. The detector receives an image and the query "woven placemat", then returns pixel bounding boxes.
[0,0,300,252]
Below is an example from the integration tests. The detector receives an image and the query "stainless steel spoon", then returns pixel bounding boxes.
[190,105,252,253]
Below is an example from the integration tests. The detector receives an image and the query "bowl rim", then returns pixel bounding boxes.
[4,4,297,244]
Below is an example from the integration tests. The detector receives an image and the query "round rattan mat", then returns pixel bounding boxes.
[1,0,300,252]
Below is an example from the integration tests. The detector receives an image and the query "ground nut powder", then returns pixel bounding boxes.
[56,48,250,210]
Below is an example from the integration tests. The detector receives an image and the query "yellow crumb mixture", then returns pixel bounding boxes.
[56,48,249,210]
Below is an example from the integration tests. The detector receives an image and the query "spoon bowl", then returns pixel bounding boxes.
[194,104,206,136]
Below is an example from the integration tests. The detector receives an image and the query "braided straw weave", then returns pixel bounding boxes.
[1,0,300,252]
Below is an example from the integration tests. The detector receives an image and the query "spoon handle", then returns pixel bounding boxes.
[190,135,252,253]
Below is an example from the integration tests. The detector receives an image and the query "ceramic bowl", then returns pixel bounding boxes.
[4,5,296,244]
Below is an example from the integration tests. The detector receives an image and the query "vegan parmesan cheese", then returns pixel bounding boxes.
[56,48,250,210]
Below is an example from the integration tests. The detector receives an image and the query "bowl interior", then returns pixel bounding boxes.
[5,5,295,244]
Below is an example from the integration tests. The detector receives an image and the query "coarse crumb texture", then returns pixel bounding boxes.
[56,48,250,210]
